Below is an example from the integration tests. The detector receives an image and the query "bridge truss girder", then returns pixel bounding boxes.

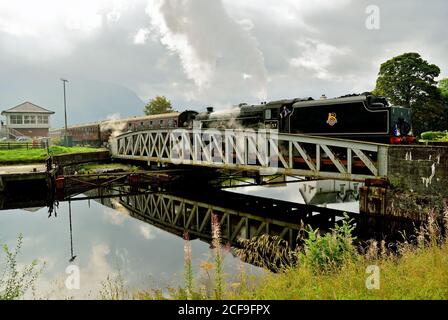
[112,129,389,182]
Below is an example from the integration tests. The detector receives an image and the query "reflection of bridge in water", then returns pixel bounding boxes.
[0,181,418,250]
[0,183,419,268]
[85,186,416,248]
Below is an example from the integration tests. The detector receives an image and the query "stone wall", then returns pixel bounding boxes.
[52,150,110,167]
[360,184,447,221]
[387,145,448,197]
[360,145,448,221]
[385,190,446,221]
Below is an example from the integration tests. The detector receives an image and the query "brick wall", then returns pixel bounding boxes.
[13,128,49,138]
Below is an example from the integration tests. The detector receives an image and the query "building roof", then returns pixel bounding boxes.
[1,102,55,115]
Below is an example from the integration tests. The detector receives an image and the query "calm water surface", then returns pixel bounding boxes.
[0,182,357,299]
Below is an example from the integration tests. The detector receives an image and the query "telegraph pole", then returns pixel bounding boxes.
[61,78,69,146]
[68,200,76,263]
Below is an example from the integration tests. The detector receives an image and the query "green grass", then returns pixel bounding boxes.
[78,162,139,174]
[0,146,105,164]
[233,214,448,300]
[230,244,448,300]
[232,214,448,300]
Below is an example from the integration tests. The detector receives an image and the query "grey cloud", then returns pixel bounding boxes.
[146,0,268,102]
[0,0,446,126]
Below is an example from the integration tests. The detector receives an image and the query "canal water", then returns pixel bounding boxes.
[0,181,360,299]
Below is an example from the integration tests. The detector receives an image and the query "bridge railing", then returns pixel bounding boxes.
[111,129,389,181]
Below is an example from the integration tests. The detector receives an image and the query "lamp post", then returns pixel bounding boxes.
[61,78,69,146]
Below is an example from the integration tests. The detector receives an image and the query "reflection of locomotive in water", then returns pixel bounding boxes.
[196,94,414,144]
[50,93,414,145]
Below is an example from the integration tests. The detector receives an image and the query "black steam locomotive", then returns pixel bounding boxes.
[53,93,413,146]
[194,94,414,144]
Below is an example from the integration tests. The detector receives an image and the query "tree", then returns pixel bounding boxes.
[438,78,448,129]
[373,52,446,135]
[439,78,448,101]
[411,94,446,135]
[374,52,440,107]
[144,96,174,115]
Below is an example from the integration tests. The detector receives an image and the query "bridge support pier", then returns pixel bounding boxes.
[360,145,448,222]
[360,183,446,221]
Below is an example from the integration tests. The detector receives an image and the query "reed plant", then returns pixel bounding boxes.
[168,211,448,300]
[0,234,45,300]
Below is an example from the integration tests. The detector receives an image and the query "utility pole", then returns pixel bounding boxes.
[61,78,69,146]
[68,200,76,263]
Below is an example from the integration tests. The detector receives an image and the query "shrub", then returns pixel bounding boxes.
[298,215,358,273]
[0,234,45,300]
[420,130,448,141]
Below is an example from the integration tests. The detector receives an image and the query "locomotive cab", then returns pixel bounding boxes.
[263,107,280,129]
[178,110,198,128]
[263,98,311,131]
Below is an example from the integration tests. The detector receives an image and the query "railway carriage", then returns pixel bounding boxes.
[51,110,198,146]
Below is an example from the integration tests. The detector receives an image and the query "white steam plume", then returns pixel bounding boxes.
[101,113,127,142]
[146,0,268,101]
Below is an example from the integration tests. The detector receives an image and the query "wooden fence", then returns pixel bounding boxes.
[0,141,48,150]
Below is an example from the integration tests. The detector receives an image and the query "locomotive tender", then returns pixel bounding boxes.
[50,93,413,146]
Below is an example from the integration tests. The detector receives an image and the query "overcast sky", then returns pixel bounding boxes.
[0,0,446,127]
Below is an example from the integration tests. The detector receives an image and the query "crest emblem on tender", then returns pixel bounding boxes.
[326,112,337,126]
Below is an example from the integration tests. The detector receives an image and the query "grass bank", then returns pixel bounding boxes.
[128,214,448,300]
[231,243,448,299]
[0,146,105,165]
[78,162,140,174]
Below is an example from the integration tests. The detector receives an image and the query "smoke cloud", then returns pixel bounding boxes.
[101,113,128,142]
[146,0,268,102]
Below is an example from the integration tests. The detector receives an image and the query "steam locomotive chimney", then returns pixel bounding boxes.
[206,107,214,113]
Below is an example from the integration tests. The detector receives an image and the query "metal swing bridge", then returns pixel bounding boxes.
[111,129,389,182]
